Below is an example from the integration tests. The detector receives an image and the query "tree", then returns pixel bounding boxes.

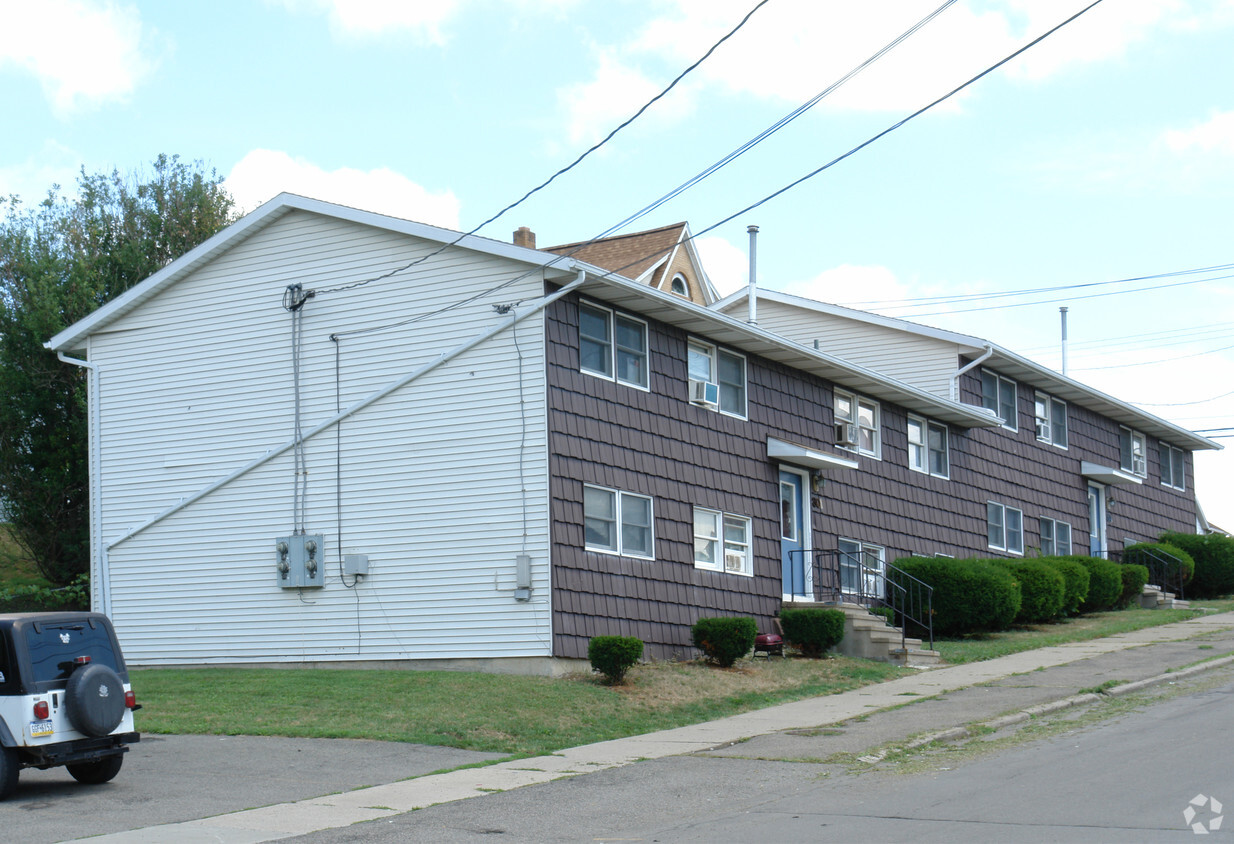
[0,155,236,584]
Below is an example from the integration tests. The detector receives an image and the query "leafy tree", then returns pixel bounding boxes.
[0,155,235,584]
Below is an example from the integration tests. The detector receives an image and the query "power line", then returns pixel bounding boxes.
[1131,388,1234,408]
[1073,341,1234,372]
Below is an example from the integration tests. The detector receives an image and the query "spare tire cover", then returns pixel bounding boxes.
[65,663,126,737]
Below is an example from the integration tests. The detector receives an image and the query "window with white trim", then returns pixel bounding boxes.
[1039,517,1072,556]
[987,501,1024,554]
[1119,426,1147,477]
[693,508,752,576]
[583,485,654,558]
[981,369,1018,430]
[687,339,746,417]
[670,274,688,296]
[578,302,648,389]
[836,390,880,458]
[907,415,949,478]
[1160,442,1185,490]
[838,538,884,594]
[1034,391,1068,448]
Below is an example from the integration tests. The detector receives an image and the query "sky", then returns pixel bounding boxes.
[2,0,1232,529]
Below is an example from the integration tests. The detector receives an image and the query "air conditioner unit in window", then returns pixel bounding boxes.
[835,422,859,447]
[689,378,719,406]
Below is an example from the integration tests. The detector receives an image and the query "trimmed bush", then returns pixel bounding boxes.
[1117,564,1149,609]
[1123,542,1195,588]
[0,573,89,613]
[998,559,1066,624]
[1039,556,1089,616]
[892,557,1020,636]
[692,616,758,667]
[1072,556,1121,612]
[588,636,643,685]
[1160,532,1234,599]
[778,607,845,658]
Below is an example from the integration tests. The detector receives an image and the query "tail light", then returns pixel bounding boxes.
[125,690,136,709]
[33,700,49,719]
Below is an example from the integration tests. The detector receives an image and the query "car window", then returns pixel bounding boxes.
[26,622,121,684]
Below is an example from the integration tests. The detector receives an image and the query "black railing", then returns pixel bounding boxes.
[1119,547,1187,602]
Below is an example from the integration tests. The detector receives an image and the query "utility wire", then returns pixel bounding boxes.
[1073,341,1234,372]
[311,0,771,298]
[1131,388,1234,408]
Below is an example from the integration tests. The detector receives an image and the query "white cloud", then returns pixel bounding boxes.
[1165,110,1234,156]
[0,0,155,116]
[271,0,467,44]
[0,141,82,207]
[694,235,747,296]
[225,150,461,229]
[557,49,671,146]
[779,264,914,305]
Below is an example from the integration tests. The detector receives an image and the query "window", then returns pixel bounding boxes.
[1119,427,1147,477]
[1034,391,1068,448]
[838,539,885,594]
[579,302,648,389]
[836,390,880,458]
[670,274,688,296]
[584,485,653,558]
[693,508,752,576]
[907,415,949,478]
[1160,442,1186,490]
[987,501,1024,554]
[1040,517,1072,556]
[981,369,1017,430]
[688,339,746,417]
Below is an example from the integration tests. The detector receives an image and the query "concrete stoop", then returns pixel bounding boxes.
[1140,584,1189,610]
[780,601,941,668]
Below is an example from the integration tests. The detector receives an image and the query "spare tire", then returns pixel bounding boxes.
[65,663,126,737]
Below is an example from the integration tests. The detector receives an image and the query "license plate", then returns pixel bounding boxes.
[30,720,54,738]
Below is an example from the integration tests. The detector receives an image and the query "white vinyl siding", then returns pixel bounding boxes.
[83,210,556,664]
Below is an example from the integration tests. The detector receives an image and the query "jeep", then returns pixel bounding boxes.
[0,612,139,798]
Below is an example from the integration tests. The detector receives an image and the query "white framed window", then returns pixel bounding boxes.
[907,415,949,478]
[838,538,885,594]
[836,390,880,458]
[1040,517,1072,556]
[981,369,1018,430]
[687,339,746,418]
[584,485,654,559]
[987,501,1024,555]
[578,301,648,389]
[1160,442,1186,490]
[1034,391,1068,448]
[1119,426,1147,477]
[693,508,752,576]
[670,274,688,296]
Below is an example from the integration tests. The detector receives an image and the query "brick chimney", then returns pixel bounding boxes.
[513,226,536,249]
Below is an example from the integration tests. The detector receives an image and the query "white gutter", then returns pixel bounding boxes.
[105,269,589,552]
[56,351,110,616]
[951,343,995,402]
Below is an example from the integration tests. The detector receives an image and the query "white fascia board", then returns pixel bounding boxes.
[46,192,579,352]
[767,437,859,471]
[679,224,720,304]
[1081,461,1144,486]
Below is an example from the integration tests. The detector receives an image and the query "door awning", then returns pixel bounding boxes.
[1081,461,1143,486]
[767,437,859,471]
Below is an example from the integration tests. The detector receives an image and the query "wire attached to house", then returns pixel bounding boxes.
[283,284,314,534]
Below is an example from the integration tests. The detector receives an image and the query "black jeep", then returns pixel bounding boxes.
[0,612,139,798]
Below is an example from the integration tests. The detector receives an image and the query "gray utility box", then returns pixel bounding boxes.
[275,534,324,588]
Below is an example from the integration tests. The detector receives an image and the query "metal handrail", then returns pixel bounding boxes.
[1122,546,1186,601]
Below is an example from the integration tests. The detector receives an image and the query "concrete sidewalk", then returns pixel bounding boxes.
[77,612,1234,843]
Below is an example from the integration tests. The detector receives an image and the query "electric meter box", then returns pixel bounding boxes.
[275,534,325,588]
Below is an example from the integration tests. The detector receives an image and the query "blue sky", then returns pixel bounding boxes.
[3,0,1232,528]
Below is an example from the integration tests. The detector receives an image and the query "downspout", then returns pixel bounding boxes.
[951,344,995,402]
[747,225,759,326]
[105,268,590,552]
[56,351,109,616]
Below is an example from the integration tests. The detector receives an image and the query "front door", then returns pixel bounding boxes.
[780,469,809,600]
[1088,483,1107,557]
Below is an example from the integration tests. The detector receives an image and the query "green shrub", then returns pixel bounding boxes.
[0,573,89,613]
[1072,556,1121,612]
[1039,557,1089,616]
[1123,542,1195,588]
[778,607,845,658]
[1160,532,1234,599]
[892,557,1020,636]
[692,616,758,667]
[1117,564,1149,609]
[998,559,1066,624]
[587,636,643,685]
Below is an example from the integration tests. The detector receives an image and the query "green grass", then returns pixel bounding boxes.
[933,599,1234,664]
[131,656,905,757]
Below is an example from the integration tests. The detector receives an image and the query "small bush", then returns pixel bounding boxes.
[0,573,89,613]
[1072,556,1121,612]
[1039,556,1089,616]
[778,607,845,658]
[1123,542,1195,588]
[1116,564,1150,609]
[588,636,643,684]
[1160,532,1234,599]
[998,559,1066,624]
[892,557,1020,636]
[692,616,758,667]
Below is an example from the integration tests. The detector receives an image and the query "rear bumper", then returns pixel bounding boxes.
[18,731,140,770]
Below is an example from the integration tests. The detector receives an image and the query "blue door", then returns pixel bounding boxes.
[780,470,807,598]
